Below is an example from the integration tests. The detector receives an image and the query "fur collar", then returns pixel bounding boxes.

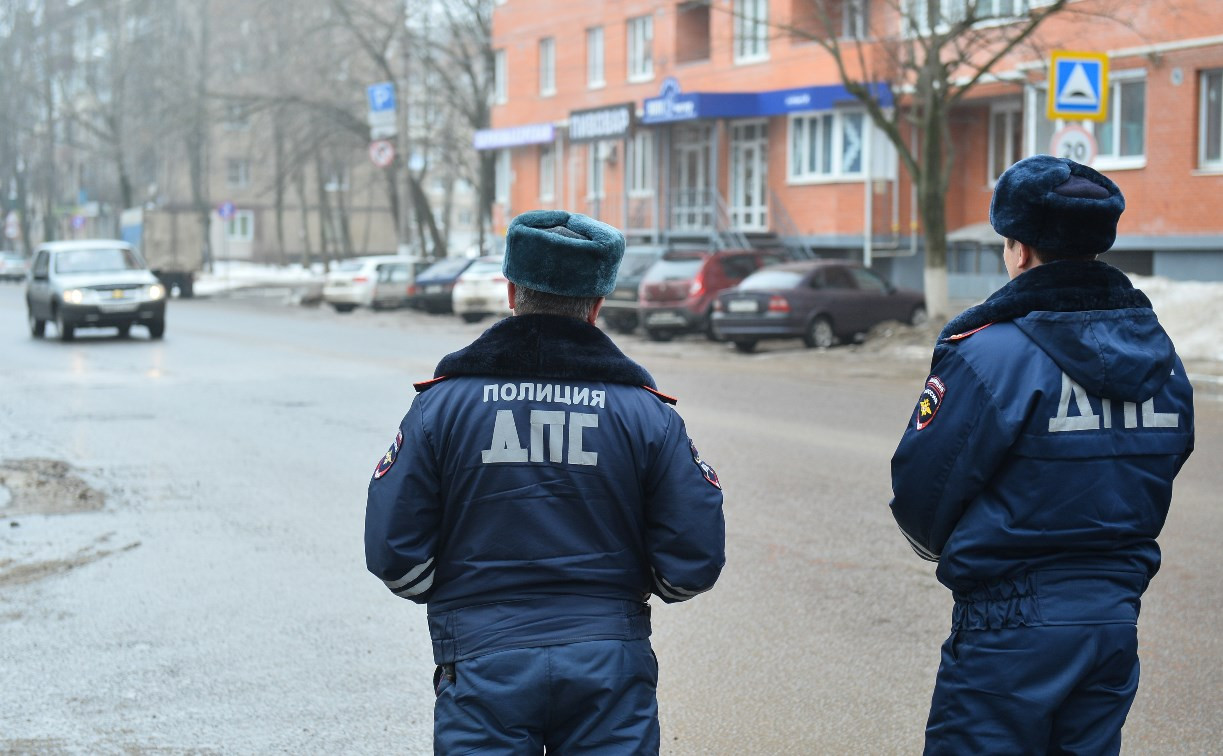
[939,260,1151,340]
[434,314,658,388]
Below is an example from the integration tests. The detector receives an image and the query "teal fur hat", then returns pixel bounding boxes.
[990,155,1125,256]
[503,210,625,297]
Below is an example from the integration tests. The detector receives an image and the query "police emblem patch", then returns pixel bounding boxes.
[915,375,946,431]
[690,439,721,489]
[373,430,404,479]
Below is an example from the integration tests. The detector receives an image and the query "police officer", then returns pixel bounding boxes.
[366,210,726,754]
[890,155,1194,755]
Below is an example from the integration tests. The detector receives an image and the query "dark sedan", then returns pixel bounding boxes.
[711,260,926,353]
[407,256,476,314]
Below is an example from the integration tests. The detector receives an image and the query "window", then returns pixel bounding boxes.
[627,15,653,82]
[1028,72,1146,169]
[587,27,605,88]
[223,103,250,131]
[227,210,254,242]
[495,150,511,204]
[539,144,555,201]
[227,158,250,188]
[629,131,655,195]
[587,141,606,199]
[676,2,711,63]
[989,101,1023,181]
[850,267,889,293]
[493,49,507,104]
[788,110,866,181]
[538,37,555,96]
[908,0,1037,34]
[842,0,869,38]
[734,0,768,63]
[1202,69,1223,169]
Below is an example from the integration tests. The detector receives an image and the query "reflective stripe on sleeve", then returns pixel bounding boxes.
[383,557,435,597]
[898,526,939,562]
[651,568,707,602]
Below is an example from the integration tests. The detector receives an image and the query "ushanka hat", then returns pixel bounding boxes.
[503,210,625,297]
[990,155,1125,256]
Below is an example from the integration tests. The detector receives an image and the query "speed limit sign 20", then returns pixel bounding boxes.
[1049,125,1097,165]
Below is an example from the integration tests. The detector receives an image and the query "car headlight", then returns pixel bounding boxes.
[62,289,84,305]
[148,283,165,301]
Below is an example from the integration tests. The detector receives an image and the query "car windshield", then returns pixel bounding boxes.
[421,257,472,278]
[336,261,366,272]
[618,250,663,279]
[464,259,503,277]
[54,248,143,274]
[643,257,703,282]
[738,270,805,290]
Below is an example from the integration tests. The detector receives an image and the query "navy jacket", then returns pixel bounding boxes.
[890,262,1194,629]
[366,315,726,662]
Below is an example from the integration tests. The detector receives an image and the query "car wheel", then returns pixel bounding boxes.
[332,303,356,314]
[645,328,672,342]
[803,316,835,349]
[460,313,485,324]
[28,308,45,338]
[148,319,166,339]
[733,340,757,353]
[909,305,929,327]
[116,324,131,338]
[703,309,720,341]
[55,309,74,342]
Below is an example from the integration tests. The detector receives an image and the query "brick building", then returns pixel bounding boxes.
[480,0,1223,294]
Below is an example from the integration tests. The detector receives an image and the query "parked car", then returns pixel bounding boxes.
[26,239,166,341]
[711,260,927,353]
[638,249,786,342]
[0,252,29,282]
[599,244,666,334]
[369,261,414,310]
[322,255,425,313]
[452,256,511,323]
[407,256,476,314]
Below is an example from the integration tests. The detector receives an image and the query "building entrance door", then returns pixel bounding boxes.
[671,124,712,231]
[729,121,768,231]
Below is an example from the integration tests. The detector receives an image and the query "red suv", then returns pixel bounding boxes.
[638,249,786,342]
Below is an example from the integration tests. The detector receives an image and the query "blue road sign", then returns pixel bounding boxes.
[367,82,396,113]
[1048,51,1109,121]
[217,201,236,221]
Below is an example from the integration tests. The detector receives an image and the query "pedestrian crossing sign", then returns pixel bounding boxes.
[1047,51,1109,121]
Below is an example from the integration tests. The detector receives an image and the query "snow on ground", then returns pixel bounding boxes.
[192,262,1223,365]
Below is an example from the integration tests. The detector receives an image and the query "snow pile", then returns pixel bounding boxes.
[1131,275,1223,364]
[192,261,324,298]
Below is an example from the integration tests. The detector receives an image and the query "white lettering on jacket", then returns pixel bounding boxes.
[1049,371,1179,433]
[482,409,600,466]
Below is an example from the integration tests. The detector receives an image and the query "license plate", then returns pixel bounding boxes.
[101,303,138,313]
[727,299,758,313]
[465,299,486,307]
[425,285,443,294]
[645,312,685,326]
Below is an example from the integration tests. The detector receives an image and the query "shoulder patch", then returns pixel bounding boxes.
[414,375,449,393]
[373,430,404,479]
[642,385,678,405]
[944,322,994,342]
[915,375,946,431]
[690,439,721,489]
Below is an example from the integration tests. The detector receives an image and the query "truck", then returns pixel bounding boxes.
[120,207,205,298]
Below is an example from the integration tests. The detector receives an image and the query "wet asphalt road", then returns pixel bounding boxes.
[1,282,1220,755]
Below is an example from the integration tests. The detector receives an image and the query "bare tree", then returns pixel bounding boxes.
[780,0,1072,318]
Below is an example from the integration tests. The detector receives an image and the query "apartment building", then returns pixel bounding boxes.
[481,0,1223,292]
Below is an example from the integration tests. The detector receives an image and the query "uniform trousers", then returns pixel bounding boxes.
[433,638,659,755]
[924,623,1140,756]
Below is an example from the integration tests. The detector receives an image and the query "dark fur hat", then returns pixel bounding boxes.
[503,210,625,297]
[990,155,1125,256]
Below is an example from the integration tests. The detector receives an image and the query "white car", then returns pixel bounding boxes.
[452,256,511,323]
[322,255,417,313]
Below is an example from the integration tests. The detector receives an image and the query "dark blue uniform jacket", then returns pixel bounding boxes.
[366,315,726,663]
[891,261,1194,630]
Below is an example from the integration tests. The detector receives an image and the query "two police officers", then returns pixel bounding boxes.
[366,210,725,753]
[891,156,1195,754]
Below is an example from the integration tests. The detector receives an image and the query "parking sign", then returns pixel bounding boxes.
[367,82,396,113]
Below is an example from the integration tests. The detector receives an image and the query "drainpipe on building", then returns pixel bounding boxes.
[863,119,872,269]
